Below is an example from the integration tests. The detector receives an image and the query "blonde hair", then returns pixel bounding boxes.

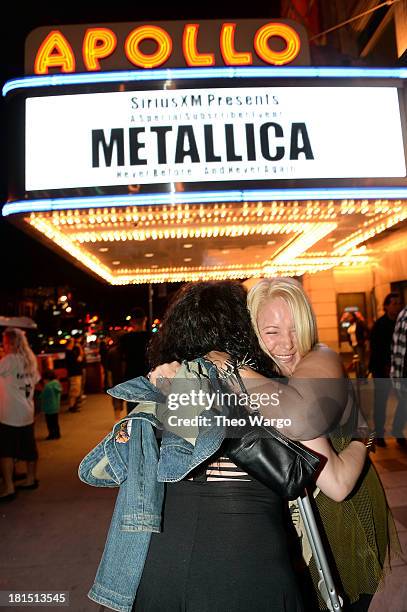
[3,327,39,380]
[247,278,318,366]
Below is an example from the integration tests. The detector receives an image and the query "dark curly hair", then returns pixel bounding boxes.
[147,281,276,376]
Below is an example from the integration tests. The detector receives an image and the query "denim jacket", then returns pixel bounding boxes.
[78,359,225,612]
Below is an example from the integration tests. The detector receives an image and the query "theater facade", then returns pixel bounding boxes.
[3,18,407,349]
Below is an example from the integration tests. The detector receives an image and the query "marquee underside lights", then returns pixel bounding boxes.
[3,189,407,217]
[14,198,406,285]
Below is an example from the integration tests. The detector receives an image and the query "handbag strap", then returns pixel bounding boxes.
[222,358,251,395]
[227,360,264,417]
[225,361,320,465]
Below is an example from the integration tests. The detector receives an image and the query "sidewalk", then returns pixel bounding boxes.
[0,393,117,612]
[0,392,406,611]
[369,441,407,611]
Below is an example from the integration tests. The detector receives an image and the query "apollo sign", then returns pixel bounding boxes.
[25,19,310,74]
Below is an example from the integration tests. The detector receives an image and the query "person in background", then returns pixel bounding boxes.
[390,304,407,447]
[99,337,110,392]
[40,369,62,440]
[369,293,402,446]
[120,307,150,414]
[345,311,369,378]
[65,338,83,413]
[0,328,41,500]
[76,337,87,402]
[106,334,125,420]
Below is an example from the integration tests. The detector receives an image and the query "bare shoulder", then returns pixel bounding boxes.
[294,344,344,378]
[238,366,267,381]
[314,343,341,359]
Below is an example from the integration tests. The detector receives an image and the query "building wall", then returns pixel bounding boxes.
[302,269,339,351]
[369,226,407,312]
[395,0,407,58]
[304,226,407,351]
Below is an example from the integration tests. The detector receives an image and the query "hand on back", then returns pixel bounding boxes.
[148,361,181,386]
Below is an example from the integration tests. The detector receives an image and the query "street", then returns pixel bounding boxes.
[1,392,406,611]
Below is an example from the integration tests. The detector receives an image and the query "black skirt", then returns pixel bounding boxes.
[0,422,38,461]
[134,479,304,612]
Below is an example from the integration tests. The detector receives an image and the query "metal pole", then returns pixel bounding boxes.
[352,353,362,407]
[297,493,343,611]
[310,0,399,40]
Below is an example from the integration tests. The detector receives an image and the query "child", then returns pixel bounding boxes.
[40,369,62,440]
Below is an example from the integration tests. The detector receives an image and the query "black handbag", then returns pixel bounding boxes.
[224,368,321,501]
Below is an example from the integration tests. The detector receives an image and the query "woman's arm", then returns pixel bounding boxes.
[207,349,368,501]
[150,349,367,502]
[149,349,349,440]
[302,436,367,502]
[207,347,349,441]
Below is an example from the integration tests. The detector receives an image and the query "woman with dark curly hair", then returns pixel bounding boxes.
[132,280,368,612]
[134,280,306,612]
[80,280,366,612]
[148,280,273,373]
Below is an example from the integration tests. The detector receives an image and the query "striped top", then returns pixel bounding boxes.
[206,457,251,481]
[183,440,252,482]
[186,453,252,482]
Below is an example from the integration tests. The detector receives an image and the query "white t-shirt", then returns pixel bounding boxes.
[0,354,40,426]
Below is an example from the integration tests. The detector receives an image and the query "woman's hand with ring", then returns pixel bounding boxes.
[148,361,181,386]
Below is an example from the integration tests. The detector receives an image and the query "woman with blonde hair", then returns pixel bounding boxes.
[247,277,399,611]
[248,277,317,373]
[146,281,373,611]
[0,328,41,501]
